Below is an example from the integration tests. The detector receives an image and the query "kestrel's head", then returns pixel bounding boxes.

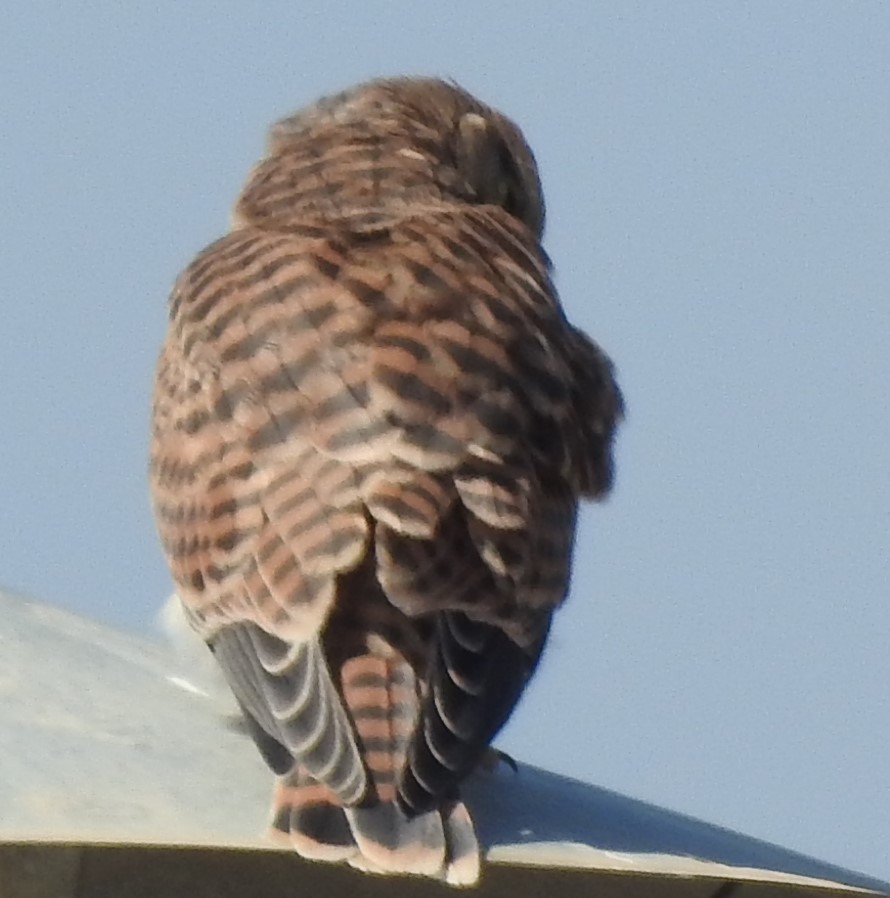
[234,77,545,237]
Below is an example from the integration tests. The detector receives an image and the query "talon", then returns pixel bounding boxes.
[479,747,518,774]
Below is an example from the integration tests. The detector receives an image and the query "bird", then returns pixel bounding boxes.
[149,75,623,886]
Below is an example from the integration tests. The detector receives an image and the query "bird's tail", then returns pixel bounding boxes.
[269,653,480,886]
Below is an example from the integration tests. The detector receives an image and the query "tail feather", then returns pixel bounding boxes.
[442,800,482,887]
[268,650,481,884]
[270,767,357,862]
[341,653,479,883]
[341,654,452,876]
[346,803,446,876]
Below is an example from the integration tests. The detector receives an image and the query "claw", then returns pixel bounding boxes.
[479,747,518,774]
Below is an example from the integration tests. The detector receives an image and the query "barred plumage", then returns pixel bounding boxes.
[150,76,622,885]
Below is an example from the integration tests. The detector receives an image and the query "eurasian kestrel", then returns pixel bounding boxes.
[150,76,622,885]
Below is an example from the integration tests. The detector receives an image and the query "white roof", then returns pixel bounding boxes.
[1,590,887,897]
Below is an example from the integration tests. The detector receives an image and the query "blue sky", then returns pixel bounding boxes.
[1,1,887,883]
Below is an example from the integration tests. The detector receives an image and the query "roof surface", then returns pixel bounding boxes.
[1,590,887,897]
